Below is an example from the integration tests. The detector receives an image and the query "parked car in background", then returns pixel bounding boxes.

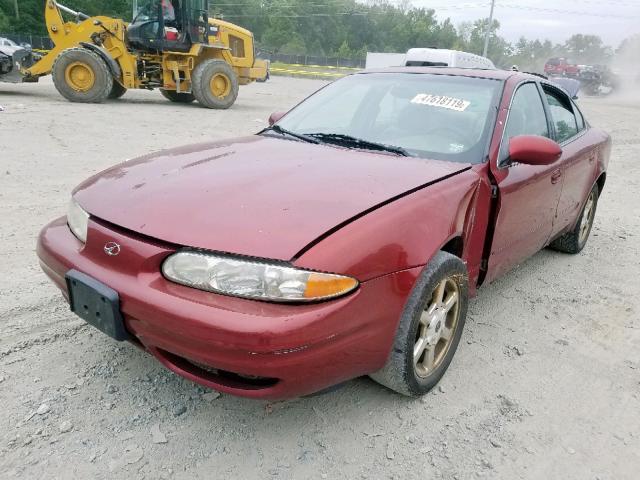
[37,67,610,400]
[579,65,619,96]
[544,57,580,77]
[0,36,40,83]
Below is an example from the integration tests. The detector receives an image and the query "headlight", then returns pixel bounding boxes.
[162,251,358,303]
[67,198,89,243]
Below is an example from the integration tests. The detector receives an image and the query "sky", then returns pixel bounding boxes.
[402,0,640,48]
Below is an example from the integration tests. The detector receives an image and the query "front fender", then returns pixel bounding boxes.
[293,169,484,284]
[80,42,122,81]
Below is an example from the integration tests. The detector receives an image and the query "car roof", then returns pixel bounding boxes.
[357,66,530,81]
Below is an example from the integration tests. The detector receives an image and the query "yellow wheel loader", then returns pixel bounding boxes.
[8,0,267,108]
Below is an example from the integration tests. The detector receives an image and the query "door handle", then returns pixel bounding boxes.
[551,169,562,184]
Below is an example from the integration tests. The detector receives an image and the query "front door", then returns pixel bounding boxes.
[486,81,563,282]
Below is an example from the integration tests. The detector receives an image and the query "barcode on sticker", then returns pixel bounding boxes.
[410,94,470,112]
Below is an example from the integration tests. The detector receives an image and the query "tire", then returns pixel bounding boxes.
[52,47,113,103]
[108,81,127,99]
[549,183,599,254]
[369,251,469,397]
[160,89,196,103]
[192,59,239,109]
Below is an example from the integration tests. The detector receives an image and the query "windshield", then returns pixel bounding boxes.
[1,38,17,46]
[275,73,502,163]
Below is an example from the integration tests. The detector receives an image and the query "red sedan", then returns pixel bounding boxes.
[37,68,610,399]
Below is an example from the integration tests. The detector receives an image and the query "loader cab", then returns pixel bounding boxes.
[126,0,209,53]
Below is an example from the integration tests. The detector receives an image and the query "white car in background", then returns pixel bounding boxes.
[0,37,39,83]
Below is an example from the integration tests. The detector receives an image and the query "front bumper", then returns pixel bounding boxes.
[37,217,421,399]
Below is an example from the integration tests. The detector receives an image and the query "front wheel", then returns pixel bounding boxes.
[369,251,468,396]
[108,81,127,99]
[192,59,239,109]
[51,47,113,103]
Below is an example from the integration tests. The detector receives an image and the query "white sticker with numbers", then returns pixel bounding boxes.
[410,94,471,112]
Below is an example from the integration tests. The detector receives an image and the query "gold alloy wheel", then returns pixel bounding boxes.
[209,73,231,98]
[414,278,460,378]
[64,61,95,92]
[579,190,596,244]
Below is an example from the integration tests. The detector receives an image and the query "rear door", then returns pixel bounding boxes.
[541,84,597,238]
[486,81,563,282]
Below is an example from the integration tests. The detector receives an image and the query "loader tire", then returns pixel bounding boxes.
[192,59,239,109]
[108,82,127,99]
[256,71,269,83]
[52,48,113,104]
[160,89,196,103]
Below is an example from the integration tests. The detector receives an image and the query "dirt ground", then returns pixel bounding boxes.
[0,76,639,480]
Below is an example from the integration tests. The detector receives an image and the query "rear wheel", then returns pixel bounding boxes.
[192,59,239,109]
[160,89,196,103]
[549,183,599,254]
[369,251,468,396]
[52,48,112,103]
[256,71,269,83]
[108,82,127,99]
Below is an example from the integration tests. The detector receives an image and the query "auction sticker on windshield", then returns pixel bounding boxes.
[410,94,471,112]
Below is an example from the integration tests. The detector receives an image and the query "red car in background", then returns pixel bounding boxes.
[544,57,581,77]
[37,68,610,400]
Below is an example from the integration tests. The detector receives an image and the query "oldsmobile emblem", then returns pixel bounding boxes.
[104,242,121,256]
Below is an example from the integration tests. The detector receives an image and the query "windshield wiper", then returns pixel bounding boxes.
[261,125,319,144]
[304,133,411,157]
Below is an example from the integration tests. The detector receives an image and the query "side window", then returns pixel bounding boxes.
[500,82,549,163]
[544,88,578,142]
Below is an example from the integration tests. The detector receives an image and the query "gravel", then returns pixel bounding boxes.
[58,421,73,433]
[150,424,168,444]
[0,77,639,479]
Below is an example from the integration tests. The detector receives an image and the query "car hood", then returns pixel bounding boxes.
[74,136,470,261]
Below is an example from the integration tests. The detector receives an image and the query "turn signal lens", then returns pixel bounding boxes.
[304,273,359,299]
[162,250,358,303]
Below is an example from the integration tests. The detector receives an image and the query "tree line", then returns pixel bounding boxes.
[0,0,631,70]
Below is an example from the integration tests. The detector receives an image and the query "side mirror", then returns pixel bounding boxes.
[508,135,562,166]
[268,111,285,126]
[20,42,32,51]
